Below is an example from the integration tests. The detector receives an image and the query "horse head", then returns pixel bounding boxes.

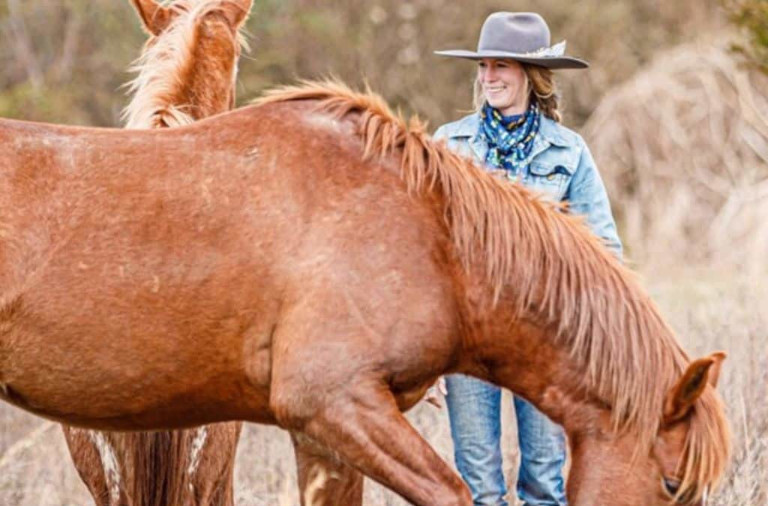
[124,0,251,128]
[559,352,729,505]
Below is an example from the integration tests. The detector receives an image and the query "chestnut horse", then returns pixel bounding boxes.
[0,81,730,505]
[59,1,249,505]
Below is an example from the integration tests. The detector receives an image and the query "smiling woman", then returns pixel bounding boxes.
[433,11,623,506]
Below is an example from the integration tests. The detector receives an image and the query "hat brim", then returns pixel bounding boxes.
[434,49,588,69]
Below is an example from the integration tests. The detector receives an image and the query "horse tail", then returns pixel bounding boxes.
[130,425,241,506]
[128,430,193,506]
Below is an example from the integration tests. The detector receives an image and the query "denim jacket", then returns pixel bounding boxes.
[434,113,623,258]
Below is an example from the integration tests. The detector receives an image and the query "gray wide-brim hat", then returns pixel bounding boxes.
[434,12,588,69]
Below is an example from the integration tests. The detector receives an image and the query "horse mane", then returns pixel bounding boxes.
[255,80,730,501]
[122,0,248,129]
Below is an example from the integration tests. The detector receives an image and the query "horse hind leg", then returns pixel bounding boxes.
[291,432,363,506]
[62,426,123,505]
[186,422,242,506]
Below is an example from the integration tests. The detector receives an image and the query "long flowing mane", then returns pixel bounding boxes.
[257,80,730,500]
[122,0,248,128]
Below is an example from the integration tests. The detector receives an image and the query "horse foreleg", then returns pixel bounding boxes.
[291,431,363,506]
[278,386,471,506]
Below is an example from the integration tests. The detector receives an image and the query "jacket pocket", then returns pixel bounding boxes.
[525,162,573,202]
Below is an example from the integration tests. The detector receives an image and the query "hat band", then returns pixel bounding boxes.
[516,40,567,58]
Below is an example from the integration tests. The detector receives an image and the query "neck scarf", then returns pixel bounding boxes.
[479,101,541,174]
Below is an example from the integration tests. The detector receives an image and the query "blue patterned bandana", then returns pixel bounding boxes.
[479,101,541,174]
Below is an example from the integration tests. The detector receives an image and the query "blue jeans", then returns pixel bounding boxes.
[445,374,567,506]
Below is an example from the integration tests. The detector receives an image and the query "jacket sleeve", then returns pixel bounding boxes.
[565,140,624,259]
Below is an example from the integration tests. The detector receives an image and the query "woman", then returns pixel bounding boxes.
[433,12,622,506]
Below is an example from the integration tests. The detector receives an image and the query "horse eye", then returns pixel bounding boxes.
[662,477,681,498]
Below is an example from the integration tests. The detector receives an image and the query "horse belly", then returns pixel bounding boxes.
[0,255,277,429]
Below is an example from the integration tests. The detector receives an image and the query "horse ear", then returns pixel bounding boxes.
[706,351,726,388]
[218,0,252,29]
[130,0,173,35]
[663,353,725,425]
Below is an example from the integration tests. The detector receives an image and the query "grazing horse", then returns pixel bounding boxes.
[59,1,250,505]
[0,81,730,505]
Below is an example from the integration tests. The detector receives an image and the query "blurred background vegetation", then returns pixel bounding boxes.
[723,0,768,71]
[3,0,765,268]
[0,0,744,127]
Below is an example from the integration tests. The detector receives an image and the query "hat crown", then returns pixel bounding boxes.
[478,12,551,55]
[433,11,588,69]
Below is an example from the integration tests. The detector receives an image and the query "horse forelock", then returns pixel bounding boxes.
[122,0,247,129]
[677,389,731,502]
[255,80,730,496]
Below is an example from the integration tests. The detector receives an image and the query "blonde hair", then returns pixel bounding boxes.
[473,62,561,122]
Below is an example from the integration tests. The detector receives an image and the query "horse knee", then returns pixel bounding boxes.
[269,389,319,431]
[433,485,472,506]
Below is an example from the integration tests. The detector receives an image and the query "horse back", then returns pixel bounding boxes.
[0,103,461,427]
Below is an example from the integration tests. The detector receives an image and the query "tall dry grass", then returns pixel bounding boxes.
[582,36,768,505]
[584,38,768,273]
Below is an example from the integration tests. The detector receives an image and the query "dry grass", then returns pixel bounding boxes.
[579,37,768,503]
[0,267,763,505]
[584,38,768,273]
[650,270,767,506]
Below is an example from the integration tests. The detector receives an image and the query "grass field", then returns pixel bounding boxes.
[0,268,765,505]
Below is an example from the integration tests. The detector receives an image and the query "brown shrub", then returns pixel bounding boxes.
[584,39,768,272]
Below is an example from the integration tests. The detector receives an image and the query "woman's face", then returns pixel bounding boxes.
[477,58,528,116]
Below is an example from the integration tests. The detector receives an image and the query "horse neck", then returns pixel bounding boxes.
[123,14,237,128]
[456,247,686,445]
[174,26,238,120]
[460,309,587,430]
